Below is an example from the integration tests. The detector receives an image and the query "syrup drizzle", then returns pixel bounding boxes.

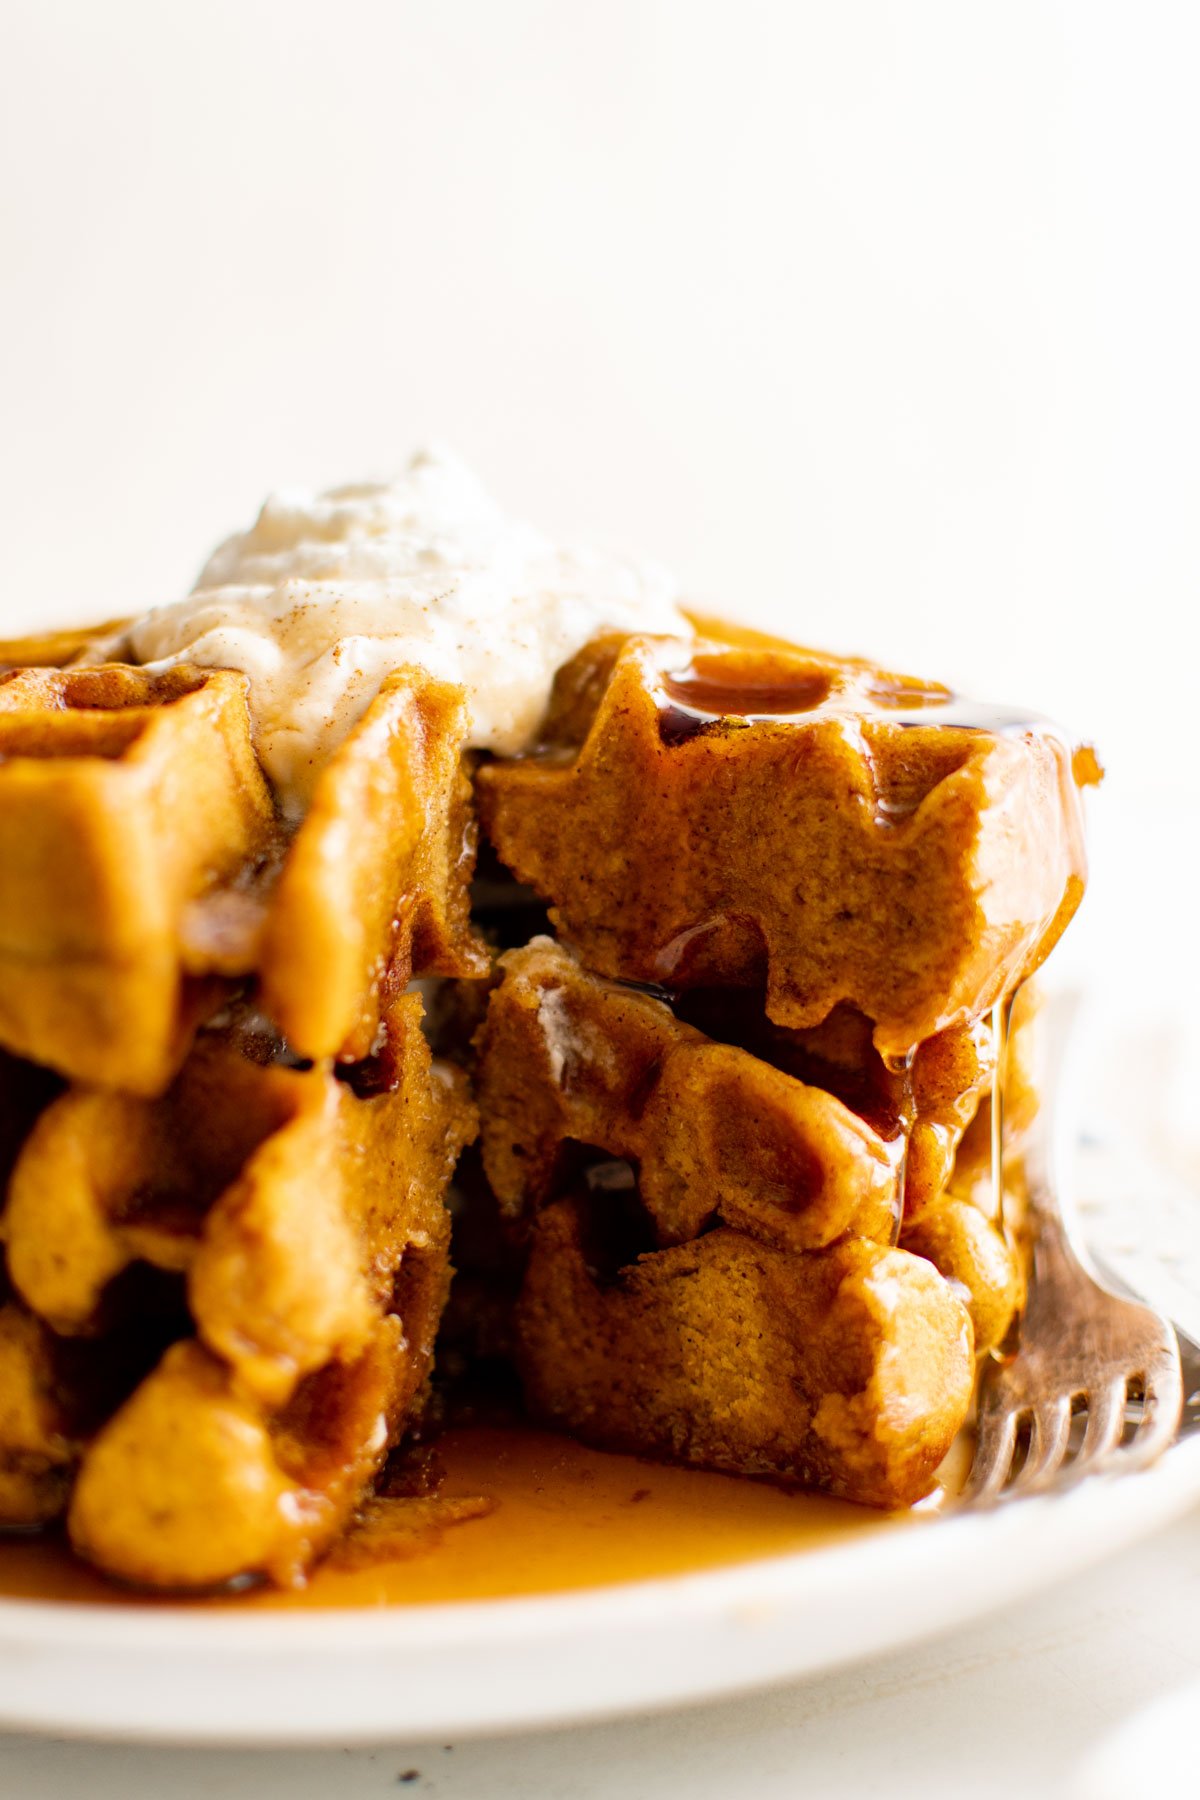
[881,1046,918,1246]
[662,660,834,719]
[649,634,1087,1234]
[657,652,1048,743]
[987,994,1016,1227]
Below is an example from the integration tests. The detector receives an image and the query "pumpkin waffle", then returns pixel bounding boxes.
[668,989,1001,1221]
[0,463,1098,1559]
[515,1198,974,1508]
[0,1266,192,1533]
[0,664,273,1094]
[477,937,901,1254]
[0,617,129,671]
[0,995,477,1588]
[476,937,1022,1345]
[0,1302,77,1529]
[474,936,1027,1500]
[0,649,487,1090]
[476,630,1099,1059]
[251,670,489,1063]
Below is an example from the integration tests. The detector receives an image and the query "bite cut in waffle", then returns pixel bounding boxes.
[0,461,1101,1585]
[473,938,1025,1503]
[477,937,902,1254]
[478,939,1028,1348]
[516,1203,974,1508]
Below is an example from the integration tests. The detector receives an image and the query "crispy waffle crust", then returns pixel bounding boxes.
[477,632,1098,1059]
[0,996,477,1589]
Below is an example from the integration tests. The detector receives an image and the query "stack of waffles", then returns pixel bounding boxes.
[0,618,1097,1588]
[0,656,480,1588]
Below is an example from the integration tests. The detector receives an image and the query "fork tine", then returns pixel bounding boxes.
[1122,1353,1186,1471]
[1075,1375,1129,1471]
[1010,1394,1073,1491]
[961,1401,1020,1503]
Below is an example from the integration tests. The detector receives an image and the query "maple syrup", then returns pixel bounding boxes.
[662,656,833,721]
[0,1422,897,1610]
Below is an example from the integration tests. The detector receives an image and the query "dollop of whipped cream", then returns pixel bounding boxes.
[128,447,690,814]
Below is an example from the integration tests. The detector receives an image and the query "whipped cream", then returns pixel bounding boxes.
[127,447,690,814]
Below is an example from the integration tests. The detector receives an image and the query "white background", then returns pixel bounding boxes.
[1,5,1198,1793]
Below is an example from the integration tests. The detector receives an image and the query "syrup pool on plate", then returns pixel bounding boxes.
[0,1423,910,1609]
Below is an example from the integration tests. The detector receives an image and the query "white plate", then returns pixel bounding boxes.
[0,1434,1198,1746]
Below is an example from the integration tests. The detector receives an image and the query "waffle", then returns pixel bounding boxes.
[0,506,1097,1563]
[476,938,1021,1330]
[0,665,273,1094]
[0,1303,77,1528]
[0,1268,188,1534]
[668,990,999,1221]
[69,1320,419,1590]
[0,653,487,1090]
[252,670,489,1063]
[477,937,901,1253]
[0,995,477,1588]
[0,618,129,671]
[474,937,1022,1495]
[477,630,1099,1058]
[515,1202,974,1508]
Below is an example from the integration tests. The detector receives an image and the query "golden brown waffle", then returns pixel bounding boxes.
[0,1261,192,1534]
[251,670,490,1063]
[475,936,1024,1475]
[516,1202,974,1508]
[0,665,273,1094]
[0,585,1085,1546]
[669,991,1000,1222]
[477,631,1098,1059]
[1,996,477,1588]
[69,1318,421,1590]
[0,1303,77,1528]
[900,1196,1022,1357]
[0,618,129,671]
[476,939,1022,1297]
[477,938,901,1252]
[0,651,488,1086]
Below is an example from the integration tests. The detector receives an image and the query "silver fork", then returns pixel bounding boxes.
[962,993,1185,1503]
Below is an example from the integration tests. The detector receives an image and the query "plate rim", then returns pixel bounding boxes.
[0,1435,1197,1744]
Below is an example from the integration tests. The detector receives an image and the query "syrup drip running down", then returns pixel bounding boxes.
[655,634,1062,1253]
[989,995,1014,1228]
[880,1045,918,1248]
